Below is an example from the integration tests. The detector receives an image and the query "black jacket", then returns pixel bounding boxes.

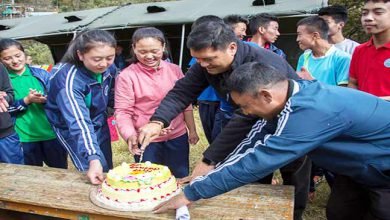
[151,40,298,163]
[0,63,14,138]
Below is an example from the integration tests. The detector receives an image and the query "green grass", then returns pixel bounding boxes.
[77,108,328,219]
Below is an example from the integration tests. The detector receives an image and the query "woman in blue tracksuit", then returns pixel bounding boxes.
[0,38,67,168]
[45,29,117,184]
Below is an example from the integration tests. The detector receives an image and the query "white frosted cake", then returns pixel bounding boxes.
[94,162,181,211]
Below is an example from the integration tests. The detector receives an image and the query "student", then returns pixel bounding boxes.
[0,38,67,169]
[295,15,352,199]
[223,14,249,40]
[45,29,117,184]
[138,21,310,220]
[154,62,390,220]
[0,62,23,164]
[318,5,360,55]
[248,13,286,59]
[115,27,198,178]
[114,45,126,70]
[348,0,390,100]
[26,55,33,65]
[296,16,351,86]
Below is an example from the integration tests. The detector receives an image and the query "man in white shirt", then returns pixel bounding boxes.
[318,5,360,55]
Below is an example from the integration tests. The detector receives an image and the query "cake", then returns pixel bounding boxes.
[94,161,181,211]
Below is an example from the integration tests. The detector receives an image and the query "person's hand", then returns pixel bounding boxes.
[153,193,191,214]
[127,135,141,155]
[0,91,9,112]
[23,89,47,105]
[178,160,215,184]
[160,126,173,136]
[188,130,199,145]
[138,121,163,150]
[87,159,104,185]
[297,67,315,80]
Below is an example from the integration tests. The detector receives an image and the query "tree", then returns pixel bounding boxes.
[22,40,54,65]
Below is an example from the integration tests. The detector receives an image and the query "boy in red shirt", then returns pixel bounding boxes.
[348,0,390,99]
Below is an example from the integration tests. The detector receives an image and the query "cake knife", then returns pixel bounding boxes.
[139,150,144,163]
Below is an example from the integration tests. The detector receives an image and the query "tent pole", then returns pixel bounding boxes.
[72,31,78,40]
[179,24,185,68]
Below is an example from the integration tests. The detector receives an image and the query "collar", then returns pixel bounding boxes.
[311,45,336,59]
[286,79,293,99]
[230,40,245,71]
[365,37,390,49]
[8,65,31,78]
[78,65,112,82]
[286,79,300,99]
[277,80,298,118]
[135,61,164,73]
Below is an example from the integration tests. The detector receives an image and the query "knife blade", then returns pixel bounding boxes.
[139,150,144,163]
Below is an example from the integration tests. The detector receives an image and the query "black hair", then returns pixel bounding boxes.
[187,21,238,51]
[318,5,348,23]
[61,29,116,66]
[226,62,287,95]
[0,38,25,54]
[192,15,223,30]
[297,16,329,40]
[249,13,279,35]
[132,27,166,47]
[223,14,249,28]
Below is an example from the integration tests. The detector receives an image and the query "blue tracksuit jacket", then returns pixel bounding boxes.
[45,63,117,171]
[184,80,390,201]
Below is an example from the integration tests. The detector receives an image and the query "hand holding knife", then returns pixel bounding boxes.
[137,120,164,163]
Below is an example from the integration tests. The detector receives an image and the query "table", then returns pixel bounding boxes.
[0,163,294,219]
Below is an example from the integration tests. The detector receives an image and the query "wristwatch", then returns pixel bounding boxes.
[202,157,217,166]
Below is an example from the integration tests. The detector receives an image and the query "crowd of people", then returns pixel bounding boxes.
[0,0,389,219]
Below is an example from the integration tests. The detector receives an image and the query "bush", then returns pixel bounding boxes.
[21,40,54,65]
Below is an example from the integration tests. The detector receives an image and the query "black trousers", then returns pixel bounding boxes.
[326,175,390,220]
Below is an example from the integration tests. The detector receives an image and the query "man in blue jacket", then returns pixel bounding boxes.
[154,62,390,220]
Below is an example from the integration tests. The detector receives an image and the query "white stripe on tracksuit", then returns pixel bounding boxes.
[218,119,268,166]
[65,66,96,156]
[191,100,293,185]
[53,127,84,171]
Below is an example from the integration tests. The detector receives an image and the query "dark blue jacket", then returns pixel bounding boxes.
[45,63,117,165]
[184,80,390,201]
[8,66,50,115]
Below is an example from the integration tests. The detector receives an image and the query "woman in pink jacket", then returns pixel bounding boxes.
[115,27,199,178]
